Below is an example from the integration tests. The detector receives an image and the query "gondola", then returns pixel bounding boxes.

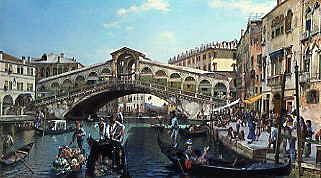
[35,120,75,136]
[179,125,209,138]
[86,137,130,178]
[35,127,75,136]
[157,136,292,177]
[0,142,34,166]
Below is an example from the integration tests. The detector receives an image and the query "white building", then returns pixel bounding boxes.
[99,94,167,114]
[0,51,36,116]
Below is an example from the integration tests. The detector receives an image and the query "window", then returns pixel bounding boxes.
[306,19,312,32]
[208,63,211,71]
[257,55,262,67]
[17,66,24,75]
[27,83,33,91]
[17,82,23,91]
[285,10,293,33]
[307,90,319,104]
[203,54,206,60]
[304,54,311,72]
[285,57,291,73]
[213,63,217,71]
[9,81,13,90]
[4,81,8,90]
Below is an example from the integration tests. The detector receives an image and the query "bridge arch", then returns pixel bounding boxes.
[154,70,168,86]
[140,66,153,82]
[169,73,182,89]
[51,82,60,92]
[75,75,86,87]
[199,79,212,96]
[62,79,73,92]
[64,86,172,119]
[2,95,14,115]
[15,93,32,115]
[213,82,227,99]
[183,76,196,92]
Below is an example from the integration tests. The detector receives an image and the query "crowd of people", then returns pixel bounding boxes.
[210,107,321,159]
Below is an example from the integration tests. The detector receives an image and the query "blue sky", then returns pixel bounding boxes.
[0,0,275,65]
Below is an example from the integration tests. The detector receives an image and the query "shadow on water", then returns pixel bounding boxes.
[0,120,297,178]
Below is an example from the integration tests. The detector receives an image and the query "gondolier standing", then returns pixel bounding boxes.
[2,133,14,156]
[70,121,86,151]
[169,111,179,147]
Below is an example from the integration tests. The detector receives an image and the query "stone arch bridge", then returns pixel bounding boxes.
[36,47,233,119]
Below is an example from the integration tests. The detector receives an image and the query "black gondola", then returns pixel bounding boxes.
[179,125,209,138]
[35,120,75,136]
[35,127,75,136]
[86,137,130,178]
[0,142,34,166]
[157,136,292,177]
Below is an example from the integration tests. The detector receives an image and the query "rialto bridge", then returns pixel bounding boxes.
[35,47,234,119]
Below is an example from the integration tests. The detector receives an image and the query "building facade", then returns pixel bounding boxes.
[31,53,83,81]
[300,0,321,111]
[0,51,36,116]
[99,94,167,114]
[236,19,263,112]
[261,0,303,115]
[168,40,237,72]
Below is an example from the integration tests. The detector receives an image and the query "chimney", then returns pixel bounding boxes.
[277,0,282,5]
[0,51,3,60]
[241,29,244,37]
[27,56,31,63]
[60,53,64,59]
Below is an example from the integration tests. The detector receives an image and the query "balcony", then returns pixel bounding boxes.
[300,72,321,83]
[267,75,283,87]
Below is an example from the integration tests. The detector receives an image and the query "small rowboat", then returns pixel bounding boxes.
[0,142,34,166]
[157,136,292,177]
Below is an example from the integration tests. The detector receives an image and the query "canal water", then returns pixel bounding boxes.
[0,119,295,178]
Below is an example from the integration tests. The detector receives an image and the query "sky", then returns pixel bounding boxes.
[0,0,275,65]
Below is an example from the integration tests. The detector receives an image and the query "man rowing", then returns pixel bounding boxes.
[70,121,86,151]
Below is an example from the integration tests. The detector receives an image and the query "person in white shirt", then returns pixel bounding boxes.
[106,114,125,143]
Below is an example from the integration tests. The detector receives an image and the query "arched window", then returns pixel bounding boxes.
[285,10,293,33]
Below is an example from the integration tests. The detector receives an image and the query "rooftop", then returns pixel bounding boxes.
[31,53,82,65]
[168,40,238,63]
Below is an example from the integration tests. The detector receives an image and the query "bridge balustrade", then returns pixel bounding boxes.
[36,78,227,106]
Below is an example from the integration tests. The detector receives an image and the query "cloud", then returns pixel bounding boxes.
[208,0,274,16]
[158,31,175,43]
[103,21,121,29]
[117,0,170,16]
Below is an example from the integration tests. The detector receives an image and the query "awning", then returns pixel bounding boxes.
[269,48,284,60]
[212,99,240,111]
[244,94,262,104]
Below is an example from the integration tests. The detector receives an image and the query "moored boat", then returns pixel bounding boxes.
[179,124,209,138]
[35,120,75,136]
[157,136,292,177]
[0,142,34,166]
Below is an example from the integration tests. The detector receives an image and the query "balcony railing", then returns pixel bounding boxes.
[267,75,282,87]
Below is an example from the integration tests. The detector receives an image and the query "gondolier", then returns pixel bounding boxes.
[70,121,86,151]
[169,111,179,147]
[107,114,125,143]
